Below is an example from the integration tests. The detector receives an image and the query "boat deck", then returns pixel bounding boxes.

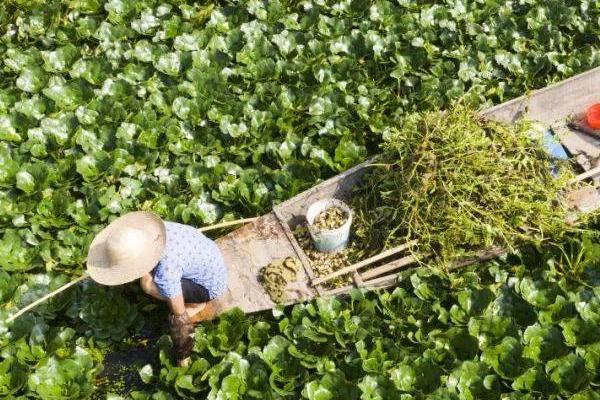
[213,66,600,315]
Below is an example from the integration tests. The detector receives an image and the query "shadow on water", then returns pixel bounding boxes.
[93,339,159,398]
[92,292,169,398]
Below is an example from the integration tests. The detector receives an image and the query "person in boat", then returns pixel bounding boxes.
[85,211,227,365]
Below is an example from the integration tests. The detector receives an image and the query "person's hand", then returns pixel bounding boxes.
[168,311,194,365]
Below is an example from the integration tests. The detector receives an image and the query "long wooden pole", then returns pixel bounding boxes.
[5,217,258,323]
[360,253,426,281]
[311,240,418,286]
[6,274,89,323]
[198,217,258,232]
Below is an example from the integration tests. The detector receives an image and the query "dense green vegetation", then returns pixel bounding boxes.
[1,0,600,398]
[133,234,600,400]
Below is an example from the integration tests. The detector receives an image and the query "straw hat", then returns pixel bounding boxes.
[86,211,166,285]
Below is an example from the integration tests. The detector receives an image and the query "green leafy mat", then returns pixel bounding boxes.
[130,234,600,399]
[1,0,600,398]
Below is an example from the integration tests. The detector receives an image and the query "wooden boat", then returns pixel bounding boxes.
[212,66,600,316]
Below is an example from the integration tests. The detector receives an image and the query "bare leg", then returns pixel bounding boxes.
[188,302,216,323]
[184,302,206,318]
[140,274,208,319]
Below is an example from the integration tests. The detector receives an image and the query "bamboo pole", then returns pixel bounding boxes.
[446,246,506,271]
[6,217,258,323]
[198,217,258,232]
[359,253,425,281]
[6,274,89,323]
[310,240,418,286]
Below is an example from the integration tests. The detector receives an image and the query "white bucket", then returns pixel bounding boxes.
[306,198,352,253]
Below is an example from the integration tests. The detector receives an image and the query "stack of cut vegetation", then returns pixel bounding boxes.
[352,105,575,266]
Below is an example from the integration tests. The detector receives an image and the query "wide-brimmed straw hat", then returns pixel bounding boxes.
[86,211,166,285]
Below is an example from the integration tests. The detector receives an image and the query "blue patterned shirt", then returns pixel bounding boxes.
[152,221,227,299]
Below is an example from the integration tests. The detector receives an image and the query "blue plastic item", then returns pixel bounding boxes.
[535,128,569,177]
[541,128,569,160]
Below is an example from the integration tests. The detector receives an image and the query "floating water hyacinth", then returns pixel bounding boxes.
[154,52,181,76]
[2,0,600,396]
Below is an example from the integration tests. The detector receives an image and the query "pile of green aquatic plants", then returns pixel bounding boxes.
[1,0,600,398]
[352,105,575,263]
[122,233,600,399]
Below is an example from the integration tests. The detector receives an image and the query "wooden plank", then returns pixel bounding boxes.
[311,240,418,286]
[323,283,355,296]
[357,247,505,290]
[272,207,324,296]
[481,66,600,124]
[213,213,315,314]
[361,274,399,289]
[553,123,600,172]
[352,270,365,288]
[323,273,399,295]
[572,165,600,183]
[566,186,600,213]
[359,254,421,281]
[321,274,401,296]
[273,159,373,229]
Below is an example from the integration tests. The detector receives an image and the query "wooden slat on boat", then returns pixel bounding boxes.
[213,67,600,316]
[311,240,419,286]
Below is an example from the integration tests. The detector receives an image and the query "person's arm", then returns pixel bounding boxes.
[166,293,186,315]
[151,263,194,365]
[166,292,194,366]
[140,271,186,315]
[168,301,194,366]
